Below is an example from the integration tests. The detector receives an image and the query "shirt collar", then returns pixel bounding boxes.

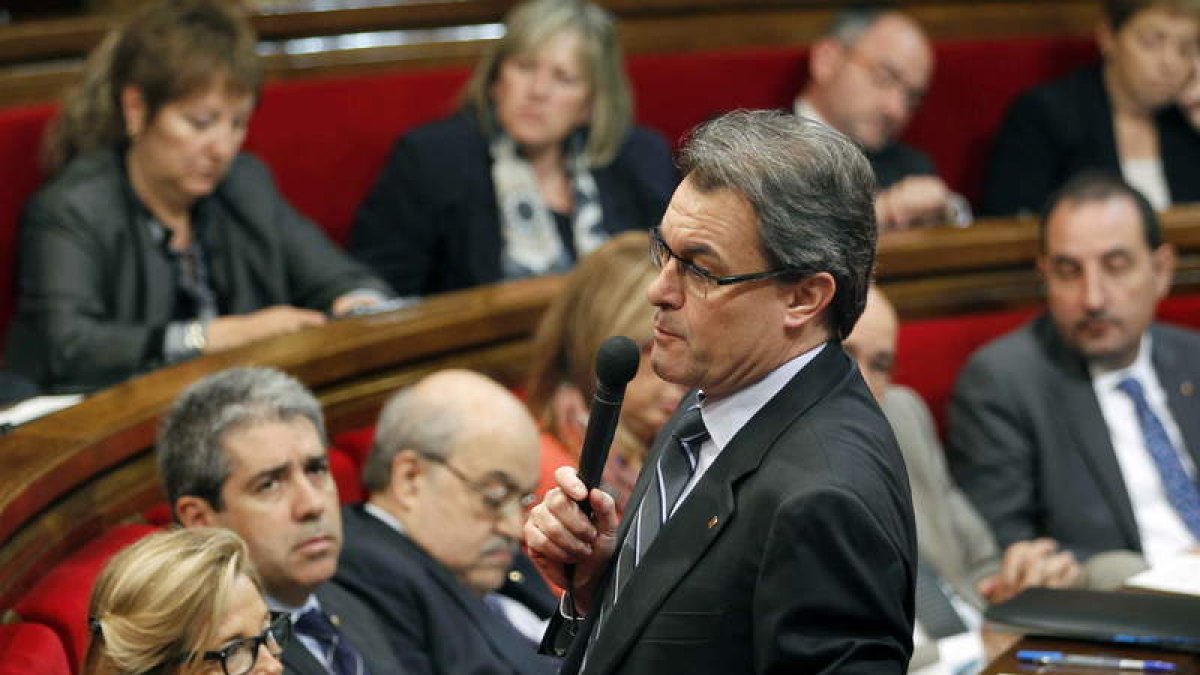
[364,501,407,534]
[1089,332,1154,390]
[266,591,321,620]
[699,343,827,451]
[794,98,830,128]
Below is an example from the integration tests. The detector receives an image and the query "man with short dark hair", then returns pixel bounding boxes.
[796,8,969,230]
[949,171,1200,581]
[336,369,558,675]
[158,366,405,675]
[527,110,917,674]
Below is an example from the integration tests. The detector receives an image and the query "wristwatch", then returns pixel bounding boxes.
[183,320,208,353]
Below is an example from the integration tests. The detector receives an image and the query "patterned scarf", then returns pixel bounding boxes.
[490,130,606,279]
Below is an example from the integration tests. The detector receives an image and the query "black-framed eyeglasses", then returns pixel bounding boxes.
[649,226,807,296]
[200,611,291,675]
[423,455,536,518]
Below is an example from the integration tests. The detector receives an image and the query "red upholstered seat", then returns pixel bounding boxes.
[0,623,71,675]
[330,446,363,505]
[332,426,376,470]
[12,523,159,673]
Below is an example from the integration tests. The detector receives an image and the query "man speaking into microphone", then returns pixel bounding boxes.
[526,110,917,674]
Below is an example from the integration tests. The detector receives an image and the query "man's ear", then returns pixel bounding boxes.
[1151,243,1177,299]
[388,449,426,506]
[809,38,846,86]
[174,496,220,528]
[1095,19,1115,58]
[782,272,837,331]
[119,85,148,139]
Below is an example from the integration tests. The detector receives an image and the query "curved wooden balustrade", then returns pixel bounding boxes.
[3,208,1200,616]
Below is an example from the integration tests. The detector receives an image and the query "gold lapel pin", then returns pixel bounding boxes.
[330,614,342,627]
[707,516,719,529]
[508,570,525,583]
[1182,381,1195,397]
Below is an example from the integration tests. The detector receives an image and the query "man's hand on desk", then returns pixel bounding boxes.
[979,537,1081,604]
[205,305,327,352]
[525,466,621,614]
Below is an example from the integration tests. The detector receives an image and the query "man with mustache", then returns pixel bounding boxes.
[949,171,1200,582]
[158,366,405,675]
[336,370,559,675]
[794,8,969,230]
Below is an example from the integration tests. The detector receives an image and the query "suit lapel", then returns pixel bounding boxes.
[1041,320,1141,549]
[582,345,853,675]
[281,639,328,675]
[1152,326,1200,475]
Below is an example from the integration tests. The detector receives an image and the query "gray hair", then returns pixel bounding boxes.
[157,367,326,510]
[826,6,890,45]
[679,109,877,339]
[362,386,462,493]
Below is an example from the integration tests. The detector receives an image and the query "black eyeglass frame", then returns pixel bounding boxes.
[200,611,292,675]
[421,454,537,517]
[648,226,807,288]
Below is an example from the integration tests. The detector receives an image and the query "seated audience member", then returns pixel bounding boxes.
[336,370,558,675]
[349,0,677,296]
[7,0,392,394]
[845,286,1083,674]
[982,0,1200,215]
[950,172,1199,584]
[158,367,405,675]
[1180,58,1200,128]
[84,527,287,675]
[524,232,686,510]
[795,8,970,230]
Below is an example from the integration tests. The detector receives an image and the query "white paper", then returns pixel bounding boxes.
[0,394,84,427]
[1125,553,1200,596]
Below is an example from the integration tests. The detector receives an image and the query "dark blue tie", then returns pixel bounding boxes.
[1117,377,1200,540]
[294,608,370,675]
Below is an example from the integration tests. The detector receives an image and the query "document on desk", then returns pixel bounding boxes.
[0,394,84,428]
[1125,554,1200,597]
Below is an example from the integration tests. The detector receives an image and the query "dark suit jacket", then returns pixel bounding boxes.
[981,63,1200,216]
[348,111,678,296]
[336,505,559,675]
[867,142,937,190]
[6,148,391,393]
[947,315,1200,560]
[281,581,407,675]
[546,344,917,675]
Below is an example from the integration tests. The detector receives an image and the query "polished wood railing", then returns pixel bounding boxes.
[0,0,1099,107]
[3,207,1199,614]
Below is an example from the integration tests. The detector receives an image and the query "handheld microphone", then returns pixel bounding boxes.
[576,335,640,513]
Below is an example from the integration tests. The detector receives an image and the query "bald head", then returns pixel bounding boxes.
[804,10,934,152]
[363,370,540,494]
[844,285,899,402]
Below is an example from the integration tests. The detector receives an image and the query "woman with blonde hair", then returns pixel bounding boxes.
[350,0,677,297]
[7,0,391,394]
[84,527,287,675]
[525,231,685,511]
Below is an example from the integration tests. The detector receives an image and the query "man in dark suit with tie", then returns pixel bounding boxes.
[336,369,558,675]
[157,366,406,675]
[949,171,1200,579]
[525,110,917,674]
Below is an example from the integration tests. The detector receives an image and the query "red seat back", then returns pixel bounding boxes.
[0,623,71,675]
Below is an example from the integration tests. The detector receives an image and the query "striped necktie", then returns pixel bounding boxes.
[294,607,370,675]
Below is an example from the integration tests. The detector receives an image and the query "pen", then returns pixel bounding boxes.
[1017,650,1177,672]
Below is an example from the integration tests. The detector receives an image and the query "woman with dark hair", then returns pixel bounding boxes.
[982,0,1200,215]
[349,0,677,297]
[7,0,392,393]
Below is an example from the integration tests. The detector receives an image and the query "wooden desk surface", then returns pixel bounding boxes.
[985,636,1200,675]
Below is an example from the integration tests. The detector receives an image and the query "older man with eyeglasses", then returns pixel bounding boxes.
[336,369,560,675]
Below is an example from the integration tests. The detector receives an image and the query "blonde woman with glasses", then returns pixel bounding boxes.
[83,528,288,675]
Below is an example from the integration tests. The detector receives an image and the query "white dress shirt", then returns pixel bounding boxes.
[267,593,335,672]
[1090,333,1198,565]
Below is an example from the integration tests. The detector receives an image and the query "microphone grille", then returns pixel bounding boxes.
[595,335,641,389]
